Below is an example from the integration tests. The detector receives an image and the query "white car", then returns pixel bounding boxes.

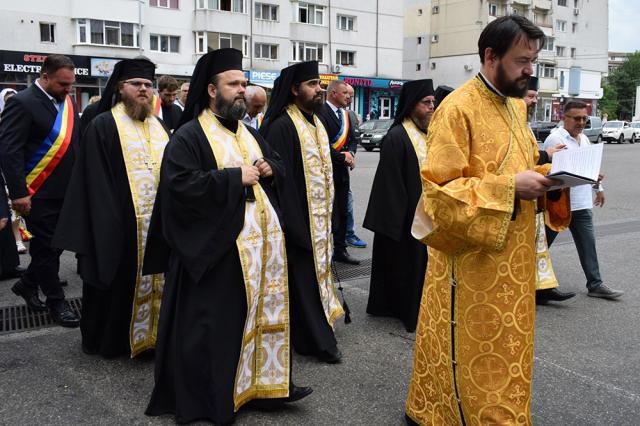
[630,122,640,143]
[602,120,636,144]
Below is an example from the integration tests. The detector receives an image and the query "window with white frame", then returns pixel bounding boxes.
[197,32,248,55]
[255,3,278,21]
[196,32,207,53]
[555,20,567,32]
[417,36,422,45]
[150,34,180,53]
[416,63,421,71]
[40,22,55,43]
[541,36,554,51]
[572,22,578,33]
[196,0,246,13]
[556,46,565,57]
[559,70,566,89]
[297,3,324,25]
[489,3,498,16]
[571,47,576,58]
[337,15,355,31]
[292,41,324,62]
[255,43,278,60]
[557,0,567,6]
[539,63,555,78]
[336,50,355,66]
[76,19,138,47]
[150,0,179,8]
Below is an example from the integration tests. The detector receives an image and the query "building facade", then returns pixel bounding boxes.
[0,0,405,119]
[403,0,609,121]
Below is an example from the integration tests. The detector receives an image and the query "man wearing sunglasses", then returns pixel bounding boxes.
[542,100,624,300]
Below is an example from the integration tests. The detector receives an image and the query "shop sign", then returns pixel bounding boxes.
[90,58,120,78]
[340,76,407,89]
[0,50,90,76]
[320,74,338,85]
[249,70,279,88]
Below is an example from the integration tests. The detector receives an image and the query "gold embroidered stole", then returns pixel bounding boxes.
[111,102,168,357]
[286,105,344,326]
[198,110,289,409]
[402,118,428,169]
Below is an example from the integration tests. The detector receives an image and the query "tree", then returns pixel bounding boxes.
[600,51,640,120]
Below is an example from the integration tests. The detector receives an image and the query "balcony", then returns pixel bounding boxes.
[194,8,250,35]
[539,76,558,93]
[532,0,552,10]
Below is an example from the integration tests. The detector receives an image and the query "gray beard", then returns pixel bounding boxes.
[215,97,246,121]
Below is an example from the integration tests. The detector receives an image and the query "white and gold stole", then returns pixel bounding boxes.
[111,102,168,357]
[286,105,344,326]
[198,109,290,409]
[402,118,428,169]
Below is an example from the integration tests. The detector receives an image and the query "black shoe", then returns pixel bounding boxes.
[11,280,47,311]
[1,266,27,280]
[48,301,80,328]
[588,284,624,300]
[283,384,313,403]
[317,346,342,364]
[333,250,360,265]
[246,384,313,410]
[536,288,576,305]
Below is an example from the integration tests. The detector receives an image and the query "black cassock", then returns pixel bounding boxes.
[143,118,285,424]
[260,112,338,356]
[53,112,167,357]
[363,124,428,333]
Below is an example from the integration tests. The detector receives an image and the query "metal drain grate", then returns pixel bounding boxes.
[333,258,372,282]
[0,297,82,336]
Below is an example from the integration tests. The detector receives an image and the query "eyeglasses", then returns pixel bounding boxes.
[123,80,153,89]
[565,115,589,122]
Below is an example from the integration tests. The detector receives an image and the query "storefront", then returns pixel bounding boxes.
[339,76,406,122]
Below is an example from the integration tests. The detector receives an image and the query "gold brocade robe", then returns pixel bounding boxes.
[406,77,548,425]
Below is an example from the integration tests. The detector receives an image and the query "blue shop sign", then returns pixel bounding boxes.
[249,70,280,88]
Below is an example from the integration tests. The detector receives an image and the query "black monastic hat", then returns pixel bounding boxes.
[262,61,320,126]
[528,76,539,92]
[434,85,455,108]
[177,48,244,129]
[96,58,156,114]
[393,79,435,126]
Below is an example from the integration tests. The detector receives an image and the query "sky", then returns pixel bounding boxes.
[609,0,640,52]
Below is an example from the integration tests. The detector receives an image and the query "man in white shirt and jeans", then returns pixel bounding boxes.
[543,100,624,300]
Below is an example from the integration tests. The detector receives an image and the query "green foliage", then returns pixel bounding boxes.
[601,51,640,120]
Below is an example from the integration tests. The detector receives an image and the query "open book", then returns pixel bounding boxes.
[548,143,603,190]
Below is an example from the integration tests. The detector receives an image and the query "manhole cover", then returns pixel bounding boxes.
[0,297,82,336]
[333,258,372,282]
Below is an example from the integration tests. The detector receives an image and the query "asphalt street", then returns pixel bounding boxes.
[0,142,639,425]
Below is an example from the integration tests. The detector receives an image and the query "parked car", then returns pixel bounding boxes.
[529,121,558,143]
[583,116,603,143]
[630,122,640,143]
[602,120,636,144]
[358,119,393,151]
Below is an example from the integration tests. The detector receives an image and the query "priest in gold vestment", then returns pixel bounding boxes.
[406,16,565,425]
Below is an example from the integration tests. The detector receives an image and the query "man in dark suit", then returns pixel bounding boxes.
[0,55,80,327]
[157,75,183,132]
[317,80,360,265]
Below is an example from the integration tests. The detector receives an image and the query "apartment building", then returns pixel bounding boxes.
[403,0,609,121]
[0,0,404,119]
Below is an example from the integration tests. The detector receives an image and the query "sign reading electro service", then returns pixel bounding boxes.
[0,51,90,76]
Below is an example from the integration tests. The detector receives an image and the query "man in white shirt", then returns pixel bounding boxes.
[174,82,189,111]
[543,100,624,300]
[241,85,267,129]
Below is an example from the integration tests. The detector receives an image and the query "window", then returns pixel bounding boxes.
[572,22,578,33]
[558,0,567,6]
[336,50,355,66]
[416,63,421,71]
[77,19,138,47]
[417,36,422,45]
[430,62,436,70]
[559,70,565,89]
[539,63,555,78]
[541,36,554,51]
[255,43,278,60]
[489,3,498,16]
[571,47,576,58]
[150,0,179,8]
[417,8,422,16]
[298,3,324,25]
[431,34,439,43]
[337,15,355,31]
[255,3,278,21]
[40,23,55,43]
[201,32,248,55]
[150,35,180,53]
[556,20,566,32]
[556,46,565,57]
[432,6,439,14]
[196,0,245,13]
[292,41,324,62]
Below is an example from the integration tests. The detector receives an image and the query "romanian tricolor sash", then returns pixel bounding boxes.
[256,112,264,129]
[24,96,75,196]
[330,108,350,151]
[151,94,163,119]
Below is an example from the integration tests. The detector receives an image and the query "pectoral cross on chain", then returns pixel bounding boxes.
[144,155,158,171]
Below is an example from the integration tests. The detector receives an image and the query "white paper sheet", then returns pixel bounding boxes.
[549,143,603,182]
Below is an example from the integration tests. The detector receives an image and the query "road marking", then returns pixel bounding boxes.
[534,356,640,402]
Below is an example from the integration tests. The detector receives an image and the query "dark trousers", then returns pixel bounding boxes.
[332,164,350,252]
[0,220,19,276]
[546,208,603,290]
[22,198,65,304]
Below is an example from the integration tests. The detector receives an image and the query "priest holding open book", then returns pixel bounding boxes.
[543,100,624,300]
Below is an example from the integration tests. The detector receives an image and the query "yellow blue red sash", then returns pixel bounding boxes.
[152,94,163,119]
[25,96,75,195]
[256,112,264,129]
[331,108,350,151]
